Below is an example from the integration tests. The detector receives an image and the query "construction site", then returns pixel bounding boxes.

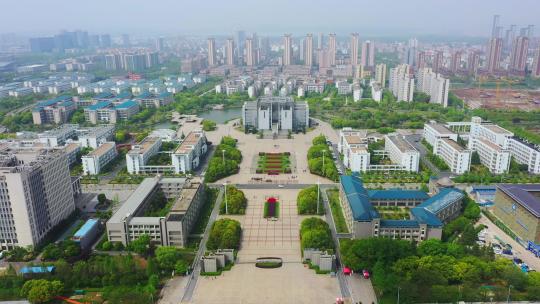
[453,87,540,111]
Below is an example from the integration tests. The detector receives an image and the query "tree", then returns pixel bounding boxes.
[155,246,182,271]
[202,119,217,131]
[221,186,247,214]
[207,218,242,250]
[175,260,189,275]
[297,185,322,215]
[21,280,63,304]
[115,130,129,143]
[417,239,447,256]
[128,234,151,256]
[97,193,107,204]
[471,151,481,165]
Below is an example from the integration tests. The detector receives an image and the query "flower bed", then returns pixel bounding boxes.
[264,197,279,218]
[257,152,291,174]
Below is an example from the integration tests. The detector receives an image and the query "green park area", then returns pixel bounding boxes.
[307,135,338,181]
[204,136,242,183]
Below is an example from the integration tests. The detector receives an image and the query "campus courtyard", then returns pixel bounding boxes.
[191,188,341,303]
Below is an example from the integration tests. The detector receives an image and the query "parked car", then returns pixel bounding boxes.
[362,269,370,279]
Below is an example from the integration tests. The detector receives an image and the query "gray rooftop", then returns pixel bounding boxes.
[497,184,540,218]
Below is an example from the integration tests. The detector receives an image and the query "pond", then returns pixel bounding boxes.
[199,107,242,124]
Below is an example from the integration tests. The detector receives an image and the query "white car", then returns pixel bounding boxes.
[278,185,284,188]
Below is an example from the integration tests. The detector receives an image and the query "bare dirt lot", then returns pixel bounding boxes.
[453,88,540,111]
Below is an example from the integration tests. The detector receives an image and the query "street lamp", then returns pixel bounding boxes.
[222,149,226,164]
[397,286,401,304]
[316,178,321,215]
[223,181,228,215]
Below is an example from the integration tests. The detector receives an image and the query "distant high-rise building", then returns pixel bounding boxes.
[389,64,414,102]
[29,37,55,52]
[122,34,130,47]
[245,38,255,66]
[468,51,480,75]
[504,25,517,52]
[416,68,450,107]
[532,48,540,78]
[207,38,216,67]
[350,33,359,66]
[450,51,462,74]
[318,49,330,68]
[375,63,387,86]
[527,25,535,40]
[360,40,375,67]
[491,15,501,38]
[155,37,165,51]
[304,34,313,66]
[283,34,292,66]
[328,34,337,66]
[100,34,111,48]
[433,51,443,73]
[416,51,427,70]
[226,38,235,66]
[487,38,503,73]
[317,33,323,49]
[405,38,418,67]
[236,30,246,61]
[509,36,529,71]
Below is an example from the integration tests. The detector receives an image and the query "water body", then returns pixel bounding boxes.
[199,107,242,124]
[153,121,175,129]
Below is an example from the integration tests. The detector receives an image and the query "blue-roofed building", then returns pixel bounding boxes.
[83,99,139,124]
[494,184,540,244]
[32,96,76,125]
[415,188,464,223]
[339,175,464,242]
[368,189,430,207]
[72,218,101,249]
[19,266,55,277]
[115,100,139,120]
[470,185,497,202]
[134,91,173,108]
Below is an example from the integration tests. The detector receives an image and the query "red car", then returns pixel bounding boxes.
[362,269,370,279]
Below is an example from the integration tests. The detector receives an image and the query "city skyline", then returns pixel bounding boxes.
[1,0,540,37]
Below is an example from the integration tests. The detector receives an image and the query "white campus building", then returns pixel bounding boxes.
[242,96,309,132]
[339,129,371,172]
[507,137,540,174]
[78,125,115,149]
[423,117,540,175]
[126,137,162,174]
[433,138,471,174]
[82,142,118,175]
[171,130,208,174]
[469,137,511,174]
[423,123,458,147]
[106,176,204,248]
[384,135,420,172]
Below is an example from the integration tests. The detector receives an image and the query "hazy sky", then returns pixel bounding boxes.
[2,0,539,37]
